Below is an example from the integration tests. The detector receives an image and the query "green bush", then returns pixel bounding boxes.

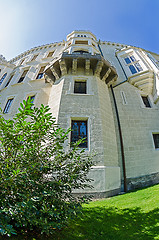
[0,99,93,237]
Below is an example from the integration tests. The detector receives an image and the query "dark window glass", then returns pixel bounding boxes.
[31,55,38,61]
[135,62,143,72]
[3,98,14,114]
[20,59,25,65]
[74,81,86,94]
[130,55,136,62]
[37,73,43,79]
[47,51,54,57]
[153,134,159,149]
[36,66,45,79]
[18,70,28,83]
[71,120,87,148]
[5,75,14,88]
[0,73,7,85]
[142,96,151,108]
[18,77,25,83]
[124,57,131,64]
[129,65,137,74]
[27,95,35,104]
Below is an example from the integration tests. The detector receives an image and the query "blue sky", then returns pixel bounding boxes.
[0,0,158,60]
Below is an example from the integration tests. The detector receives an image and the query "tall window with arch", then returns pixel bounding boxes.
[0,73,7,85]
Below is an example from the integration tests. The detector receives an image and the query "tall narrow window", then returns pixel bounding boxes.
[36,66,45,79]
[47,51,54,57]
[20,58,25,65]
[142,96,151,108]
[27,95,35,104]
[120,91,127,105]
[74,81,86,94]
[0,73,7,85]
[147,53,159,69]
[129,65,137,74]
[5,75,14,88]
[135,62,143,72]
[31,55,38,61]
[3,98,14,114]
[18,70,28,83]
[71,120,88,148]
[153,134,159,149]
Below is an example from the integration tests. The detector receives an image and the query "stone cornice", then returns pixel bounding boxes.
[0,61,16,68]
[9,42,64,64]
[128,70,154,94]
[115,44,159,58]
[8,38,159,66]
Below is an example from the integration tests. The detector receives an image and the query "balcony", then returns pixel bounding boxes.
[44,52,118,85]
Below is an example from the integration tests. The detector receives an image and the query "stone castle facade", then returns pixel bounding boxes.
[0,30,159,197]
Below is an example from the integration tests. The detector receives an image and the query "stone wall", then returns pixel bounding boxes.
[126,172,159,191]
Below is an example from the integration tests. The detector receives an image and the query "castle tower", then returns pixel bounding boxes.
[1,30,159,196]
[44,31,120,196]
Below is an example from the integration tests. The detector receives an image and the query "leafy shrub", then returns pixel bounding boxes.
[0,99,93,237]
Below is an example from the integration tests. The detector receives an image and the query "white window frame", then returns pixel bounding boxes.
[66,77,93,95]
[120,51,144,76]
[24,92,37,106]
[3,97,14,114]
[141,95,151,108]
[35,65,46,80]
[68,116,90,151]
[123,54,143,74]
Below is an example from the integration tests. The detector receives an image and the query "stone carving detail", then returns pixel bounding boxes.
[44,53,118,85]
[50,66,60,80]
[102,68,111,81]
[94,61,103,77]
[85,59,90,75]
[59,59,67,76]
[72,59,77,75]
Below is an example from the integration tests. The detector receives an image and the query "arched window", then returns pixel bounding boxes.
[0,73,7,85]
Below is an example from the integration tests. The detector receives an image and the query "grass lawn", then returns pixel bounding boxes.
[1,184,159,240]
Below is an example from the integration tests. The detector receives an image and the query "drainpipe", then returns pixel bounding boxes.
[98,42,127,192]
